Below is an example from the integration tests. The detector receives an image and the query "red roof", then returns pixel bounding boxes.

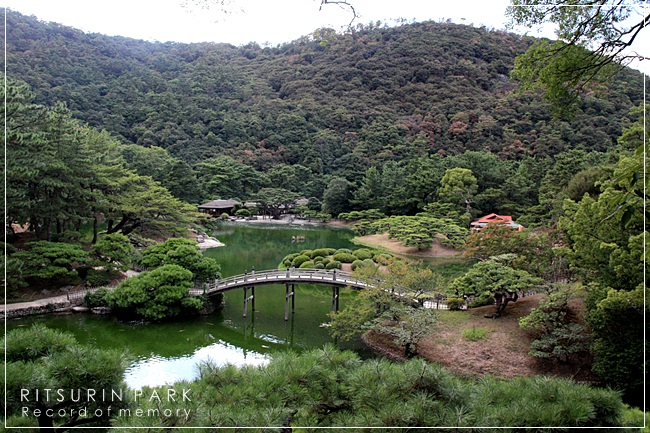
[473,213,513,224]
[470,213,523,231]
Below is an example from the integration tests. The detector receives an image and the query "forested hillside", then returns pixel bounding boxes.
[3,11,645,216]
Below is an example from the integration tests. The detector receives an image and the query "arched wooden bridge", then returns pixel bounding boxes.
[188,268,449,320]
[188,268,375,319]
[190,268,373,295]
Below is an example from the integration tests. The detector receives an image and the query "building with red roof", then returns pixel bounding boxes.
[470,213,523,232]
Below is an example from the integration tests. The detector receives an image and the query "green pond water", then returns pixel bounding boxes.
[8,223,365,389]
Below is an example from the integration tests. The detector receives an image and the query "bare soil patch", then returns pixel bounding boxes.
[354,233,460,258]
[365,294,597,383]
[417,295,543,378]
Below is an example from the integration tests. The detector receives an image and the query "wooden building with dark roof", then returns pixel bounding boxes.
[197,199,241,216]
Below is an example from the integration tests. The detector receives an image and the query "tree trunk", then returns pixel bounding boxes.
[92,217,98,244]
[107,214,129,234]
[404,342,417,358]
[487,291,519,318]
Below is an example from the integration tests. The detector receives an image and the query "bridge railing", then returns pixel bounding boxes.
[188,268,374,295]
[186,267,459,310]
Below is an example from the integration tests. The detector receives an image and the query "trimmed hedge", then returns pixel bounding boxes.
[333,252,356,263]
[311,249,331,258]
[326,261,342,270]
[353,249,374,260]
[292,255,311,267]
[299,261,315,269]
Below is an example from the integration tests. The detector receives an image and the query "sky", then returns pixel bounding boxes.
[1,0,648,74]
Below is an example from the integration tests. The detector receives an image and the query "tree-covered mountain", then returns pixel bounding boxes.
[3,10,645,215]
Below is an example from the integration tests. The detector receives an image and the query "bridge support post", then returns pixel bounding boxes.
[331,286,340,312]
[285,283,295,321]
[243,286,255,318]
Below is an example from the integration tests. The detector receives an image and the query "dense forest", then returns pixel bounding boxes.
[3,11,645,220]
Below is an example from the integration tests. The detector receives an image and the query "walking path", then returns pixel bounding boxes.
[1,270,140,317]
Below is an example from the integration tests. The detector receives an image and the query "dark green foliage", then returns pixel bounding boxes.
[90,233,134,272]
[519,287,591,362]
[322,177,353,216]
[83,287,110,308]
[12,241,89,285]
[3,325,128,431]
[586,284,646,402]
[291,254,311,267]
[311,248,331,258]
[352,248,374,260]
[106,264,200,320]
[139,238,221,281]
[332,252,356,263]
[325,260,342,270]
[449,259,543,317]
[84,269,111,288]
[234,208,252,218]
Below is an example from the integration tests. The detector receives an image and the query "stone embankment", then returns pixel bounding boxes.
[2,296,76,319]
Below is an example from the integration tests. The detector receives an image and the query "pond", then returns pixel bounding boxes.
[8,222,366,389]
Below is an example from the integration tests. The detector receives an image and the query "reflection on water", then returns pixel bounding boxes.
[125,341,269,389]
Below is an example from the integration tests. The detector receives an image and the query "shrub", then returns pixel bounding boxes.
[468,293,493,308]
[292,255,311,267]
[351,259,375,271]
[299,261,315,269]
[84,288,110,308]
[300,250,314,259]
[220,213,230,220]
[85,269,110,288]
[311,249,331,258]
[282,253,300,263]
[140,238,221,281]
[335,248,353,255]
[353,249,374,260]
[373,254,392,265]
[106,264,199,320]
[333,252,356,263]
[321,258,331,266]
[326,261,342,270]
[462,327,489,341]
[313,256,324,263]
[446,297,465,311]
[235,208,252,218]
[314,263,325,269]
